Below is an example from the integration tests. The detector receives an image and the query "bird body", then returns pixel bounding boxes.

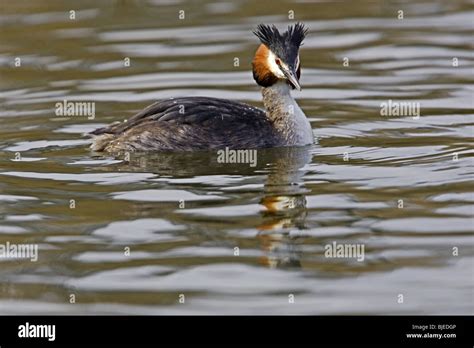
[90,23,313,152]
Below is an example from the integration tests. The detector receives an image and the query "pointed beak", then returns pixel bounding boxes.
[281,65,301,91]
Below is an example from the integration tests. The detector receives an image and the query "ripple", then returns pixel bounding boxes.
[112,189,225,202]
[0,171,156,185]
[430,192,474,203]
[92,218,186,243]
[5,214,46,221]
[4,139,90,152]
[0,194,37,202]
[89,43,244,58]
[177,204,261,217]
[372,217,472,233]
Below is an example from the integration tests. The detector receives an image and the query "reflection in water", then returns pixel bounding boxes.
[257,147,311,269]
[101,146,313,269]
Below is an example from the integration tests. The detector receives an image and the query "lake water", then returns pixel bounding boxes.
[0,0,472,314]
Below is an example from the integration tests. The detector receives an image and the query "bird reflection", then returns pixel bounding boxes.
[96,145,313,270]
[257,146,312,269]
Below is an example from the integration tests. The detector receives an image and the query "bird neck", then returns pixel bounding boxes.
[261,81,313,146]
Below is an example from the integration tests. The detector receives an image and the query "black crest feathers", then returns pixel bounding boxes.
[253,23,308,62]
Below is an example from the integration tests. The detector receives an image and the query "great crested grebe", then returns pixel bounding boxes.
[90,23,313,152]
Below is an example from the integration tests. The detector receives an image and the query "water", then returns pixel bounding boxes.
[0,0,472,314]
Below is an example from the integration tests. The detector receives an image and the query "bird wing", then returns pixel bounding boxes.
[89,97,266,136]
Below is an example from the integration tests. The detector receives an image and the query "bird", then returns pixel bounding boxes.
[89,23,313,152]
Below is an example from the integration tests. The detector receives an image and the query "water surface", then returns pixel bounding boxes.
[0,0,473,314]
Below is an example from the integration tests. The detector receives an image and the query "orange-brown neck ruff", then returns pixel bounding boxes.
[252,44,279,87]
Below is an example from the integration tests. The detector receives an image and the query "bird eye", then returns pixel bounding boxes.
[275,58,281,65]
